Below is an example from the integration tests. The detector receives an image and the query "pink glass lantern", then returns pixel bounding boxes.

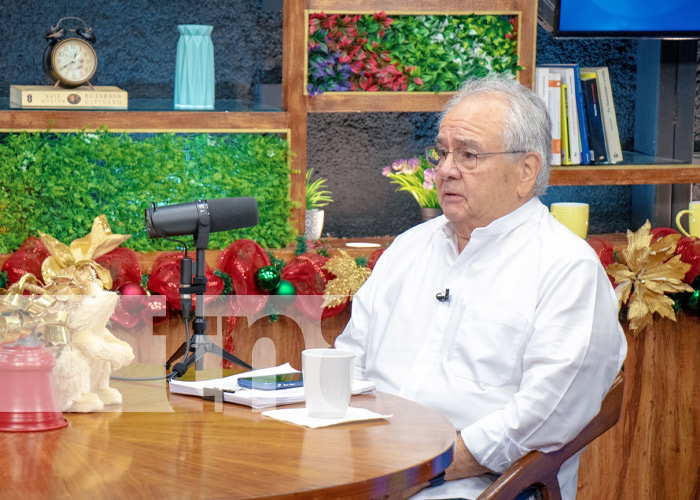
[0,338,67,432]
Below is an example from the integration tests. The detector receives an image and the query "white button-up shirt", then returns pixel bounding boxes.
[335,197,627,500]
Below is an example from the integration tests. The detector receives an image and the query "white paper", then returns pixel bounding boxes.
[262,406,391,428]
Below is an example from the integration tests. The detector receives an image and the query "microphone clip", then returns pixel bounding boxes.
[436,289,450,302]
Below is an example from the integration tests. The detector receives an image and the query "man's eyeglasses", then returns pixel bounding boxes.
[425,146,526,172]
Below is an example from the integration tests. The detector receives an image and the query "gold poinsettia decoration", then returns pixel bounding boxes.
[322,250,371,308]
[39,215,130,292]
[606,220,693,333]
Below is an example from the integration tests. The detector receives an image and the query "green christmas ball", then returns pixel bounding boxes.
[273,279,296,296]
[269,279,296,310]
[256,266,281,292]
[688,289,700,310]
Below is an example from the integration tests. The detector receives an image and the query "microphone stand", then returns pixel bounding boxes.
[167,205,252,378]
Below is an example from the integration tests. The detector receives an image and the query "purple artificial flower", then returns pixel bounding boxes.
[382,165,391,176]
[392,159,406,172]
[307,84,323,96]
[424,168,436,184]
[405,157,421,174]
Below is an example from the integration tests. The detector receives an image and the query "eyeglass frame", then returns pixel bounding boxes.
[425,146,527,172]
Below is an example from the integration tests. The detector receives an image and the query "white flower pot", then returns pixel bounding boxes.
[305,208,325,240]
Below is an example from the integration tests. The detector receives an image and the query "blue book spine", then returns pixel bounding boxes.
[571,65,591,164]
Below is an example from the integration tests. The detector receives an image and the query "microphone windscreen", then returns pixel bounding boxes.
[208,197,259,232]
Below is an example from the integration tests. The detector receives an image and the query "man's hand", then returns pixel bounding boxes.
[445,433,492,481]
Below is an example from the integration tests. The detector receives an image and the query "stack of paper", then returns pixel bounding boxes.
[169,363,376,409]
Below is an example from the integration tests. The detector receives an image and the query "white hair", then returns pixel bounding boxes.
[440,76,552,197]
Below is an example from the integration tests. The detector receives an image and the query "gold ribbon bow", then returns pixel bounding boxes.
[1,215,128,345]
[39,214,130,292]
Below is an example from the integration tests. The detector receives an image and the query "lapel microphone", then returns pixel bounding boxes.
[436,289,450,302]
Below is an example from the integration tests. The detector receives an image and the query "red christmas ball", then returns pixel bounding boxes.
[118,282,146,311]
[119,282,146,296]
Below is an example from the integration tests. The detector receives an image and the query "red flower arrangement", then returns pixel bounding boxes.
[308,11,423,94]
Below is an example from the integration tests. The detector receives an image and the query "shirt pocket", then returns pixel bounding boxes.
[447,307,529,386]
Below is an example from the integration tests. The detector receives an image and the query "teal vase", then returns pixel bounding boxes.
[174,25,215,110]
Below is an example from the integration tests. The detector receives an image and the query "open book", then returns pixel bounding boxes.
[169,363,376,409]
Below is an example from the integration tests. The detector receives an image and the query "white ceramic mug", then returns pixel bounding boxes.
[550,202,589,239]
[302,348,355,418]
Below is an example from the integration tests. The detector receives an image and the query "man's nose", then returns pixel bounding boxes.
[437,152,460,178]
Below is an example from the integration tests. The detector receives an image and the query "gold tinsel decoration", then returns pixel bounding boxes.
[322,250,371,308]
[606,220,693,333]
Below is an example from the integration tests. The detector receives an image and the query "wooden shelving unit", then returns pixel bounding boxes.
[1,1,698,240]
[294,1,700,187]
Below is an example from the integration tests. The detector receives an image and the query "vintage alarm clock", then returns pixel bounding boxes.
[43,17,97,89]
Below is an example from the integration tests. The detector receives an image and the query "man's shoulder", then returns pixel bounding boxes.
[537,216,601,266]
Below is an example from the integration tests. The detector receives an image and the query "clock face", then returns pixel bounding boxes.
[51,38,97,86]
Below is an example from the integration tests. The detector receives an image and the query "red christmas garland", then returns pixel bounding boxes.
[2,237,368,369]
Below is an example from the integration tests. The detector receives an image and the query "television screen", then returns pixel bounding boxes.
[542,0,700,38]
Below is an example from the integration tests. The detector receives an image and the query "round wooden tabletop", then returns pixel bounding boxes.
[0,379,455,499]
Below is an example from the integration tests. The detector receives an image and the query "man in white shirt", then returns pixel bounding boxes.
[334,77,627,500]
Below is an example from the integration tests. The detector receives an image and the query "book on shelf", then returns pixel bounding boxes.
[560,83,572,165]
[168,363,376,409]
[580,66,623,163]
[580,72,607,163]
[9,85,128,110]
[547,74,562,166]
[538,65,582,165]
[535,67,562,165]
[535,67,549,104]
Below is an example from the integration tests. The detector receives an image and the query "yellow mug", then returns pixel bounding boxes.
[675,201,700,237]
[550,202,589,239]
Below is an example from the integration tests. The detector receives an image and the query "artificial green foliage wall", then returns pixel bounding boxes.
[307,12,521,95]
[384,15,521,91]
[0,130,295,253]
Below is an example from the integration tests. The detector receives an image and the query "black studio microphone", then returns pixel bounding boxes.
[144,197,259,239]
[436,289,450,302]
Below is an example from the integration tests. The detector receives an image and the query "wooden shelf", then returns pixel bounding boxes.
[550,152,700,186]
[305,92,455,113]
[0,107,290,134]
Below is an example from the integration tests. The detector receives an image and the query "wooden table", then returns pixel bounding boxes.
[0,379,455,499]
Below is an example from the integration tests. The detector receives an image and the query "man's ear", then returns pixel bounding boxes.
[517,152,542,198]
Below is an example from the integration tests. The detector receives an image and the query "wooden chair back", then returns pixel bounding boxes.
[476,371,625,500]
